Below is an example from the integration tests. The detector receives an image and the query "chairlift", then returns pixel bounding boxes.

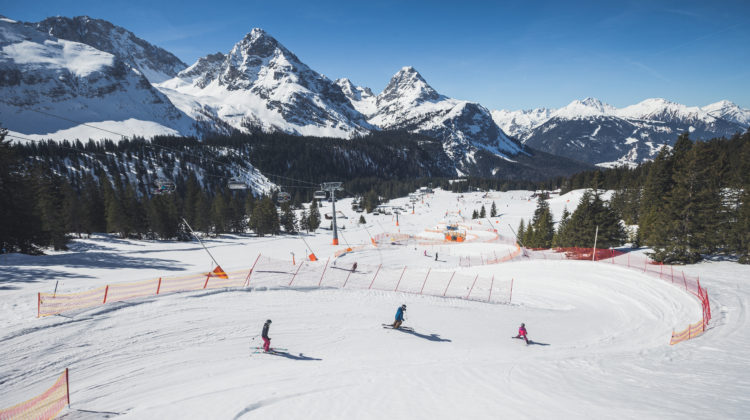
[313,190,327,200]
[153,178,175,194]
[228,177,248,190]
[277,192,291,204]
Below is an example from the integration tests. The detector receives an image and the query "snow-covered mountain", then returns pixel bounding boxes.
[367,66,523,171]
[491,108,552,140]
[28,16,187,84]
[0,16,205,141]
[335,78,376,116]
[156,28,373,138]
[493,97,749,167]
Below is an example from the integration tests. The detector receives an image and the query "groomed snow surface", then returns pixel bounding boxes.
[1,189,749,419]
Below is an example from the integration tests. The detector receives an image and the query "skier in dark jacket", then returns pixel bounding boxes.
[392,304,406,329]
[261,319,272,352]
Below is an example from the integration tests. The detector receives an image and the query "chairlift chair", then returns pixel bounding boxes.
[313,190,327,200]
[153,178,175,194]
[228,177,248,190]
[277,192,291,204]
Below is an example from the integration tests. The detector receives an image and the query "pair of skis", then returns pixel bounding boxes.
[382,323,414,331]
[251,346,288,355]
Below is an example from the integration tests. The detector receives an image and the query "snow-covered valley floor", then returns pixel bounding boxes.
[1,189,749,419]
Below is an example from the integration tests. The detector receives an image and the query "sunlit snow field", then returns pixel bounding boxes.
[1,189,748,419]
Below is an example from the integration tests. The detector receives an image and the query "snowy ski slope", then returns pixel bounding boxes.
[1,189,749,419]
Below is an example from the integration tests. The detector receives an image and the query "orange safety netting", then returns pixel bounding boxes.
[461,245,712,345]
[0,369,69,420]
[38,265,245,317]
[38,255,516,317]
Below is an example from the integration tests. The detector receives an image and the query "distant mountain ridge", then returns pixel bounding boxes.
[492,97,750,166]
[2,13,746,174]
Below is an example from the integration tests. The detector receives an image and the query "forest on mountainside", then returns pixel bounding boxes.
[1,126,748,263]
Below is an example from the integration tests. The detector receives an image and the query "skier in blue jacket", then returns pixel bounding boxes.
[392,304,406,329]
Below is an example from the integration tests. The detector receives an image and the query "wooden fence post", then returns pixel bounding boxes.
[466,274,479,299]
[66,368,70,406]
[488,275,494,302]
[419,268,432,294]
[368,264,382,289]
[203,273,211,289]
[443,272,456,296]
[395,266,407,291]
[103,285,109,304]
[318,257,331,287]
[244,254,262,287]
[509,278,514,304]
[156,277,162,295]
[289,262,304,286]
[37,293,41,318]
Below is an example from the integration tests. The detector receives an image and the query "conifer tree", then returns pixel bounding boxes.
[472,209,479,219]
[490,201,497,217]
[516,219,525,247]
[552,207,571,248]
[299,209,310,233]
[639,146,674,246]
[479,205,486,218]
[250,196,280,236]
[280,202,297,233]
[528,195,554,248]
[308,199,321,231]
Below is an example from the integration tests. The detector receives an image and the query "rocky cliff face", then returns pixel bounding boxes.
[0,17,201,140]
[157,28,372,138]
[30,15,187,83]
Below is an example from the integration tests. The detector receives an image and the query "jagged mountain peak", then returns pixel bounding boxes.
[379,66,442,105]
[232,27,292,60]
[553,97,616,119]
[157,28,371,138]
[29,15,187,83]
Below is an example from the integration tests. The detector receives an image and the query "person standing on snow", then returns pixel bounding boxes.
[392,304,406,329]
[261,319,272,352]
[514,323,529,344]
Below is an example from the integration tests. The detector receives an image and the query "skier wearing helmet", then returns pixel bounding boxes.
[392,304,407,329]
[261,319,272,352]
[514,323,529,344]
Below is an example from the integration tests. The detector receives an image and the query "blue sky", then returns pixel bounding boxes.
[4,0,749,110]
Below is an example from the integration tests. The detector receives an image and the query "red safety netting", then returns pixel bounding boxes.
[0,369,69,420]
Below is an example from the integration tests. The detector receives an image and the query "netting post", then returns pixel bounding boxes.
[509,278,514,304]
[66,368,70,406]
[466,274,478,300]
[156,277,162,295]
[37,293,41,318]
[628,253,630,268]
[670,265,673,283]
[443,271,456,296]
[419,268,431,294]
[244,254,262,288]
[318,257,331,287]
[395,266,407,292]
[368,264,382,289]
[488,275,494,302]
[289,262,304,286]
[203,273,210,289]
[660,262,663,279]
[103,285,109,304]
[682,272,688,292]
